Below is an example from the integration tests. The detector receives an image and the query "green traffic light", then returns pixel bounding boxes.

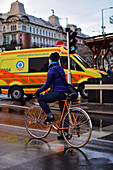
[69,30,78,54]
[71,46,75,51]
[70,46,78,54]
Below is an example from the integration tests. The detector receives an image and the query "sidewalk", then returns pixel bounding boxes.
[0,95,113,116]
[76,97,113,115]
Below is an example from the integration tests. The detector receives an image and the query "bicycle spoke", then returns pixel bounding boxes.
[62,108,92,148]
[25,106,52,139]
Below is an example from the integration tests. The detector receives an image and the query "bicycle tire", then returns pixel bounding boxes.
[62,107,92,148]
[25,106,52,139]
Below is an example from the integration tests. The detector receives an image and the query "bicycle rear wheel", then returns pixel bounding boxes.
[62,107,92,148]
[25,106,52,139]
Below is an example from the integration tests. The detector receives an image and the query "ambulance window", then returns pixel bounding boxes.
[29,57,49,72]
[70,57,84,71]
[60,56,83,71]
[60,56,68,69]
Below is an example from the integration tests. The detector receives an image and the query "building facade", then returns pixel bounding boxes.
[0,1,87,50]
[1,1,67,50]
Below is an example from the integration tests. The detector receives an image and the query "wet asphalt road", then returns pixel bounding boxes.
[0,122,113,170]
[0,95,113,169]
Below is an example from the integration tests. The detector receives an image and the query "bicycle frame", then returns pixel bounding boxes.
[46,99,78,131]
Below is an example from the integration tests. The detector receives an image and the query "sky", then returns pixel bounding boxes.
[0,0,113,36]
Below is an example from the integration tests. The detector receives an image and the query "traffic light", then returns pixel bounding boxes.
[69,30,78,54]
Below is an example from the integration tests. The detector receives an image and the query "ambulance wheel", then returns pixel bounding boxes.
[11,86,24,100]
[79,83,88,99]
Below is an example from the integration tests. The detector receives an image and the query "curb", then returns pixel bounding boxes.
[0,104,29,114]
[0,103,113,116]
[0,103,60,114]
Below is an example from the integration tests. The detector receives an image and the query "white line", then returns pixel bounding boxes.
[91,137,113,144]
[0,123,57,134]
[0,123,26,130]
[0,104,29,109]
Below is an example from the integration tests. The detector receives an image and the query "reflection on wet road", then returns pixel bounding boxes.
[0,96,113,169]
[0,121,113,169]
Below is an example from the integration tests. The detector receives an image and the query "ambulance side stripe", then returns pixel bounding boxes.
[1,48,62,56]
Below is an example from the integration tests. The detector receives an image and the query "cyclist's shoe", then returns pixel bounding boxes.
[57,134,64,140]
[44,115,55,125]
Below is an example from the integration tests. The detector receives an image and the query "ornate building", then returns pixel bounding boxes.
[1,0,67,50]
[0,0,88,51]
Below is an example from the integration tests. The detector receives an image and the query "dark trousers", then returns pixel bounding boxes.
[38,91,66,115]
[38,91,69,133]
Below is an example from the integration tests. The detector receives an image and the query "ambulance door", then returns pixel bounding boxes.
[28,57,49,94]
[60,55,85,87]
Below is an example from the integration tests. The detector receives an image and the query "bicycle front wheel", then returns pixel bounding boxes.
[62,107,92,148]
[25,106,52,139]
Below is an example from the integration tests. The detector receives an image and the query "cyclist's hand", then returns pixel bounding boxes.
[32,92,40,99]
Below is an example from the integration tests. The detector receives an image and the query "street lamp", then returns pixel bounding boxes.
[59,17,68,28]
[101,7,113,34]
[92,30,100,35]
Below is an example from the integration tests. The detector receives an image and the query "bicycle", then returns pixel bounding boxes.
[25,96,92,148]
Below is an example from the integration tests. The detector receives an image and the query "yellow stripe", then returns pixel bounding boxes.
[1,89,8,93]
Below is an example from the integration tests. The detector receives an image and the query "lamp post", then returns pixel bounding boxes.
[101,7,113,34]
[92,30,100,35]
[59,17,68,28]
[66,28,71,84]
[59,17,71,83]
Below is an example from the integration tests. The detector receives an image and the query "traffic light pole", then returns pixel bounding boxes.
[66,28,72,84]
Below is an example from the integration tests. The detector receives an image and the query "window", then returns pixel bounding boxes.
[22,25,26,31]
[33,28,35,33]
[58,34,61,39]
[60,56,83,71]
[37,28,38,34]
[73,54,90,68]
[43,30,45,35]
[11,34,17,44]
[12,34,16,40]
[11,26,13,31]
[60,56,68,69]
[19,34,22,44]
[13,25,15,30]
[15,25,17,30]
[29,57,49,72]
[3,36,6,44]
[40,29,42,35]
[40,37,42,43]
[30,27,32,32]
[3,26,5,32]
[11,25,17,31]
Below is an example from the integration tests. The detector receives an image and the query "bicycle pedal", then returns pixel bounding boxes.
[44,121,51,125]
[44,120,55,125]
[66,134,72,140]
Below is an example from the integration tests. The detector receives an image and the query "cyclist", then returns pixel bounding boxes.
[34,52,68,125]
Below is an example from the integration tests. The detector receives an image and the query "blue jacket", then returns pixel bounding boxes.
[37,62,68,93]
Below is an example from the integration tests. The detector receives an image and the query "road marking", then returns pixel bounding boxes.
[91,137,113,144]
[0,104,29,109]
[0,123,26,130]
[0,123,57,134]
